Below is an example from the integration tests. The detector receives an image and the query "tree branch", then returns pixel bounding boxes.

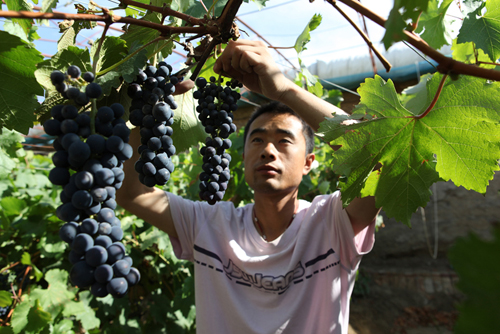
[337,0,500,82]
[0,10,212,35]
[326,0,391,72]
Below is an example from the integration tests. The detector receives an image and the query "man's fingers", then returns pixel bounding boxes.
[172,79,194,95]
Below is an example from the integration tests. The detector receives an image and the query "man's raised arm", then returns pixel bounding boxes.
[115,80,194,238]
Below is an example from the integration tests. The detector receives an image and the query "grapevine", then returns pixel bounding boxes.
[44,65,140,298]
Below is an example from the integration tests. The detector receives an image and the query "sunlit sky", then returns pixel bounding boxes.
[0,0,396,71]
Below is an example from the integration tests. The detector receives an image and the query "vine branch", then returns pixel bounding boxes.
[326,0,391,72]
[0,10,212,35]
[414,74,448,119]
[337,0,500,82]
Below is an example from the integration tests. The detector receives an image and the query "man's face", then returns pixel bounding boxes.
[243,113,315,196]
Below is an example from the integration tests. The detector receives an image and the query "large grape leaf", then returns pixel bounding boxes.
[457,0,500,62]
[414,0,454,49]
[448,227,500,334]
[0,31,44,134]
[172,90,207,152]
[318,74,500,225]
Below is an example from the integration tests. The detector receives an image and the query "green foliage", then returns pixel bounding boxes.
[414,0,455,49]
[383,0,430,48]
[457,0,500,62]
[448,227,500,333]
[294,14,324,97]
[318,74,500,225]
[0,32,44,134]
[0,133,196,332]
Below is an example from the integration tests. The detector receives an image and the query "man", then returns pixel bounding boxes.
[117,40,380,334]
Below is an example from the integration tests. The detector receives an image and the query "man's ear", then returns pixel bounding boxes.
[303,153,315,175]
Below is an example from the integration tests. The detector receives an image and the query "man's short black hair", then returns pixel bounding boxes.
[243,101,315,154]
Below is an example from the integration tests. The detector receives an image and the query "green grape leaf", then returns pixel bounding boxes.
[0,291,12,308]
[62,299,100,331]
[318,74,500,225]
[41,0,58,13]
[52,319,75,334]
[0,31,44,134]
[0,197,27,216]
[414,0,454,49]
[184,0,229,19]
[172,90,207,152]
[10,298,30,333]
[382,0,429,49]
[91,36,128,75]
[457,0,500,62]
[121,13,175,60]
[3,21,31,44]
[294,13,322,54]
[95,44,148,97]
[448,227,500,333]
[249,0,269,10]
[452,39,495,67]
[36,92,65,125]
[30,270,74,320]
[5,0,33,36]
[57,26,79,52]
[25,299,51,333]
[34,46,92,96]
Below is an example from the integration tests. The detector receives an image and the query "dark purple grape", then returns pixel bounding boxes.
[70,261,95,288]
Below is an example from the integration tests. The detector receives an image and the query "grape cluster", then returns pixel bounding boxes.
[128,62,178,187]
[44,65,140,298]
[193,76,240,204]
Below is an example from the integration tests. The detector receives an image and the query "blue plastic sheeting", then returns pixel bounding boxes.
[319,59,439,91]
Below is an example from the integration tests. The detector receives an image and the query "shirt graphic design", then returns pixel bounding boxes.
[193,244,340,294]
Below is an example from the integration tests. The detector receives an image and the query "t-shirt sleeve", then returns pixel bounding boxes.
[327,191,376,271]
[167,192,205,261]
[167,192,235,262]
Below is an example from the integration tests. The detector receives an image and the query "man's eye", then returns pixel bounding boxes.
[251,138,262,143]
[280,139,291,144]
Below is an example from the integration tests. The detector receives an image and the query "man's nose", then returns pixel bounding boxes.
[261,142,277,160]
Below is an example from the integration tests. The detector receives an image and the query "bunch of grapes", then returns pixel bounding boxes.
[44,65,140,298]
[127,62,178,187]
[193,76,240,205]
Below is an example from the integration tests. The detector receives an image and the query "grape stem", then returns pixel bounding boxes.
[90,99,97,135]
[414,74,448,119]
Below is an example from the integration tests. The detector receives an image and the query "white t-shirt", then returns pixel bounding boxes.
[168,191,375,334]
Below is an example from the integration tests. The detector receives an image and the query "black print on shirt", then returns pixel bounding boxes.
[193,244,340,294]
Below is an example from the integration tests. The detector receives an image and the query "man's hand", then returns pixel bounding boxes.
[213,40,293,102]
[173,79,195,95]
